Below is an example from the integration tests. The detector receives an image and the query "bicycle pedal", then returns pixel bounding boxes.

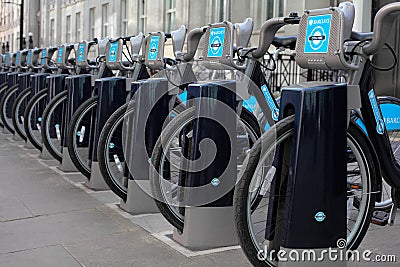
[371,210,389,226]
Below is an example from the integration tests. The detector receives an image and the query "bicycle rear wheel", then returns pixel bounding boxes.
[66,96,98,177]
[149,107,261,231]
[234,116,377,267]
[24,89,48,150]
[0,85,19,134]
[12,87,32,141]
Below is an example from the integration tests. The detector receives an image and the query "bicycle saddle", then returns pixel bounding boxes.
[351,31,373,41]
[272,36,297,50]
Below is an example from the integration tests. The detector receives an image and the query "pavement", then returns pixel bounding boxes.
[0,131,399,267]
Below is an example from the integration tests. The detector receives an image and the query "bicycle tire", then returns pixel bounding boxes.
[97,102,133,200]
[0,84,19,134]
[11,87,32,141]
[23,89,48,151]
[41,90,68,162]
[66,96,98,177]
[150,107,261,231]
[0,83,8,127]
[234,116,377,267]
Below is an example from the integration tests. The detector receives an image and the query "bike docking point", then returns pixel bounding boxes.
[39,75,68,159]
[275,83,348,267]
[60,74,92,172]
[119,79,171,214]
[172,80,239,250]
[88,77,129,190]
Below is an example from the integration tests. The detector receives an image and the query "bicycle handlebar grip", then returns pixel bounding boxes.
[363,2,400,55]
[252,18,286,59]
[165,33,172,38]
[183,27,207,62]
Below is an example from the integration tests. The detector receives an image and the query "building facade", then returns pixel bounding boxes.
[1,0,342,50]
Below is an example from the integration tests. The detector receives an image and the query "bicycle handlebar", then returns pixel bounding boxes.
[252,15,300,59]
[183,26,207,62]
[363,2,400,55]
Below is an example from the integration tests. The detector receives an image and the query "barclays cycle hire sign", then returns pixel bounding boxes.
[77,43,85,63]
[207,27,226,58]
[57,47,64,63]
[108,42,119,62]
[147,36,160,61]
[304,14,332,54]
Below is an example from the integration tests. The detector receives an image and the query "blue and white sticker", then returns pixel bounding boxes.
[16,52,20,65]
[77,43,85,63]
[108,42,119,62]
[262,84,279,121]
[41,49,47,65]
[57,47,64,63]
[304,14,332,54]
[26,51,32,65]
[207,27,225,58]
[368,90,385,135]
[147,36,160,61]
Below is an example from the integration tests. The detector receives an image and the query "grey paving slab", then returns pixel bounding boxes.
[90,190,120,204]
[129,213,173,234]
[0,245,82,267]
[18,186,103,216]
[0,209,136,254]
[64,231,195,267]
[0,195,33,222]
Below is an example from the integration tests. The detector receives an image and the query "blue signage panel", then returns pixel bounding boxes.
[16,52,21,65]
[57,47,64,63]
[5,53,9,65]
[26,51,32,65]
[304,14,332,54]
[207,27,226,58]
[41,49,47,65]
[77,43,85,63]
[147,36,160,61]
[108,42,119,62]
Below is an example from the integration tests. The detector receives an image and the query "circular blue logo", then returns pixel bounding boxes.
[211,178,220,187]
[376,119,385,135]
[308,26,326,51]
[209,36,223,56]
[315,211,326,222]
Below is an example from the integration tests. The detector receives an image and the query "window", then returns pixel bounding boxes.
[75,12,81,41]
[139,0,147,33]
[66,15,71,43]
[207,0,225,23]
[165,0,176,32]
[102,4,109,38]
[50,19,55,44]
[89,7,95,39]
[121,0,128,36]
[255,0,284,29]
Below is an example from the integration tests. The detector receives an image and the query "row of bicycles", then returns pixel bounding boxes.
[1,1,400,266]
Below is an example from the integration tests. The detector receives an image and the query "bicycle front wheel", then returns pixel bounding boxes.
[41,90,68,162]
[66,96,98,177]
[150,107,261,231]
[12,87,32,141]
[0,85,19,134]
[23,88,48,150]
[234,116,377,267]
